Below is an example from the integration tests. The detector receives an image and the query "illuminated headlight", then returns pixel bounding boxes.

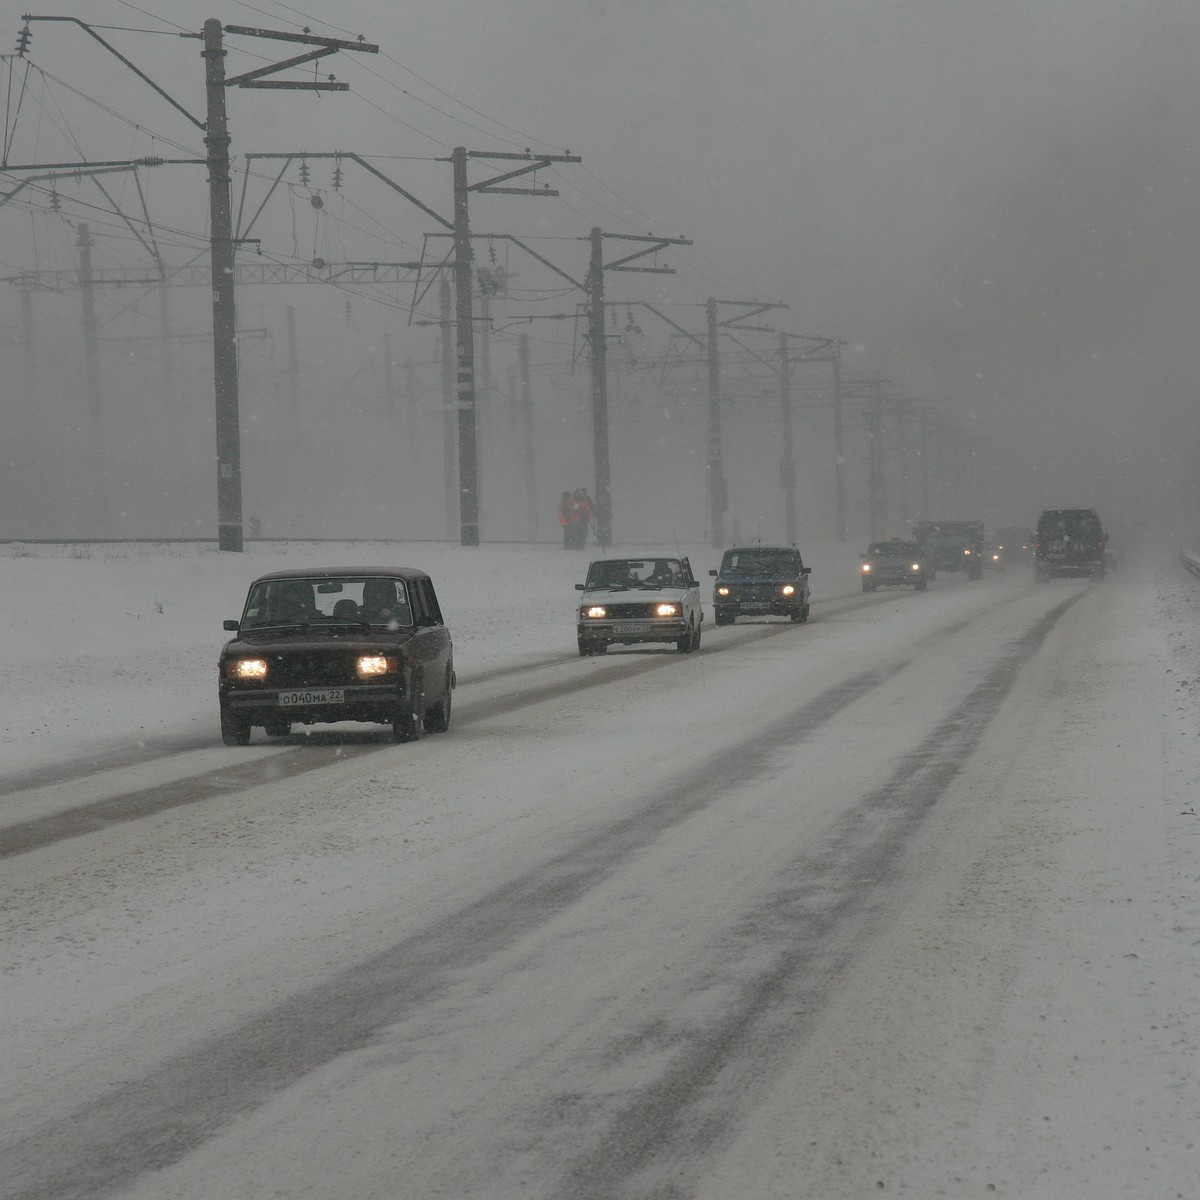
[583,605,607,619]
[861,563,872,573]
[991,554,1000,562]
[911,563,922,572]
[356,655,397,677]
[716,585,731,596]
[655,603,680,617]
[780,584,795,596]
[230,657,267,680]
[963,548,973,556]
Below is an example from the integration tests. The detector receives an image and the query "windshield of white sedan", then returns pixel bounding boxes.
[241,577,412,629]
[585,558,685,589]
[721,551,801,576]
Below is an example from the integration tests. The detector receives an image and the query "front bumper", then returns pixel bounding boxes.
[220,682,408,726]
[577,619,688,645]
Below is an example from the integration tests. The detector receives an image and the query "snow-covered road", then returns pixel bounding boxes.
[2,541,1199,1199]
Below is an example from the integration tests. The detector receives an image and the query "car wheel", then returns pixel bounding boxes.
[714,608,734,626]
[862,581,875,593]
[1034,567,1048,583]
[220,711,251,746]
[915,580,928,591]
[393,685,424,743]
[690,621,702,651]
[424,669,452,733]
[263,717,292,738]
[677,621,696,653]
[1092,565,1106,581]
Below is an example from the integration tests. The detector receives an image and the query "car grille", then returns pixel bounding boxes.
[266,650,358,687]
[602,602,663,619]
[726,585,787,601]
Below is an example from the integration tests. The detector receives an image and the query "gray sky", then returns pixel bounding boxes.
[6,0,1199,537]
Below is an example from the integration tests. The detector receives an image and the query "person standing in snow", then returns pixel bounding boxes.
[570,488,594,549]
[558,491,574,549]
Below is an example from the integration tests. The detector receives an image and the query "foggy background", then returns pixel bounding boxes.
[3,0,1198,546]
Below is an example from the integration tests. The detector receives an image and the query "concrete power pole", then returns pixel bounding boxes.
[75,223,102,454]
[451,147,481,546]
[587,227,613,548]
[439,279,458,539]
[518,333,537,541]
[778,332,798,544]
[203,19,244,553]
[705,298,726,548]
[832,347,847,543]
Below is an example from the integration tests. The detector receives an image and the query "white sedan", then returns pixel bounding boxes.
[575,556,703,655]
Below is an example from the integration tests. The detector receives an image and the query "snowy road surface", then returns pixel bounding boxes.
[2,542,1199,1199]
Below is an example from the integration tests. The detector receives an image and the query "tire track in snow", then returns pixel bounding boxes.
[544,590,1083,1200]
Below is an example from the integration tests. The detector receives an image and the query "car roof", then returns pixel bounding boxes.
[247,566,432,584]
[724,545,799,553]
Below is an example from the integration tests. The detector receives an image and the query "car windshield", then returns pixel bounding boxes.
[585,558,685,589]
[868,542,918,556]
[240,576,413,630]
[721,551,801,576]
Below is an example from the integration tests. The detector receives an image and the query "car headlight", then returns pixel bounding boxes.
[229,657,268,680]
[356,655,397,677]
[716,585,730,596]
[911,563,922,572]
[781,584,795,596]
[861,563,872,573]
[583,605,607,619]
[655,603,680,617]
[963,548,973,556]
[992,554,1000,562]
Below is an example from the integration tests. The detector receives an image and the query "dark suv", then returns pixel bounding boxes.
[709,545,812,625]
[1034,509,1106,581]
[218,567,454,745]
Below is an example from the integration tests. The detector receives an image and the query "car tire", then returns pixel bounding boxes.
[915,580,928,591]
[677,621,696,653]
[862,581,875,593]
[424,669,453,733]
[393,685,424,743]
[220,711,251,746]
[263,717,292,738]
[691,621,702,651]
[714,608,734,626]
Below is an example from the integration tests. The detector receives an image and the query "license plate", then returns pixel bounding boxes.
[740,603,769,612]
[277,688,344,706]
[615,623,658,634]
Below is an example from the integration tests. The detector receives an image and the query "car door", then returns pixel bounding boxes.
[408,578,451,699]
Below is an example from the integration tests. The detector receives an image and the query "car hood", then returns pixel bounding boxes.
[221,627,415,656]
[580,585,691,603]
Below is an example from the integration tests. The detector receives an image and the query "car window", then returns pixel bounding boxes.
[587,559,684,588]
[241,577,413,629]
[722,551,801,575]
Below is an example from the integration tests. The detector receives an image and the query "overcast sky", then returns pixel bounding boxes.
[6,0,1200,537]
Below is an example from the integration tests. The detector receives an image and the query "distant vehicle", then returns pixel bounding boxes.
[992,526,1034,567]
[576,555,702,655]
[1034,508,1107,581]
[709,545,812,625]
[218,567,454,745]
[914,520,985,580]
[860,540,929,591]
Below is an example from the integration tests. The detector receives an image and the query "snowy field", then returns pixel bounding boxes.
[3,536,1200,1198]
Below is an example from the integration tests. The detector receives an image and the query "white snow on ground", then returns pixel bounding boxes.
[3,538,1200,1197]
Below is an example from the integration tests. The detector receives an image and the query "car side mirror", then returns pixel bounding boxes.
[801,567,812,575]
[708,568,717,577]
[860,553,868,559]
[575,583,585,591]
[223,619,240,631]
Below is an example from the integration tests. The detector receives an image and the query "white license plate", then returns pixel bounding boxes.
[740,603,769,612]
[615,623,659,634]
[277,688,344,706]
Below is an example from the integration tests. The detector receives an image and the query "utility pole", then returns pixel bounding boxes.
[778,333,797,544]
[705,299,726,547]
[588,228,612,548]
[832,347,847,542]
[450,147,480,545]
[439,279,457,539]
[402,356,418,463]
[202,19,243,552]
[518,332,537,541]
[75,223,102,453]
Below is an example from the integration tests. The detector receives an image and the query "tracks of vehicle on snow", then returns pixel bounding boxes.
[0,584,1019,861]
[1,590,1083,1200]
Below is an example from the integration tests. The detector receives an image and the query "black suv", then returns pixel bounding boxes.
[1034,509,1106,581]
[218,566,454,745]
[709,545,812,625]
